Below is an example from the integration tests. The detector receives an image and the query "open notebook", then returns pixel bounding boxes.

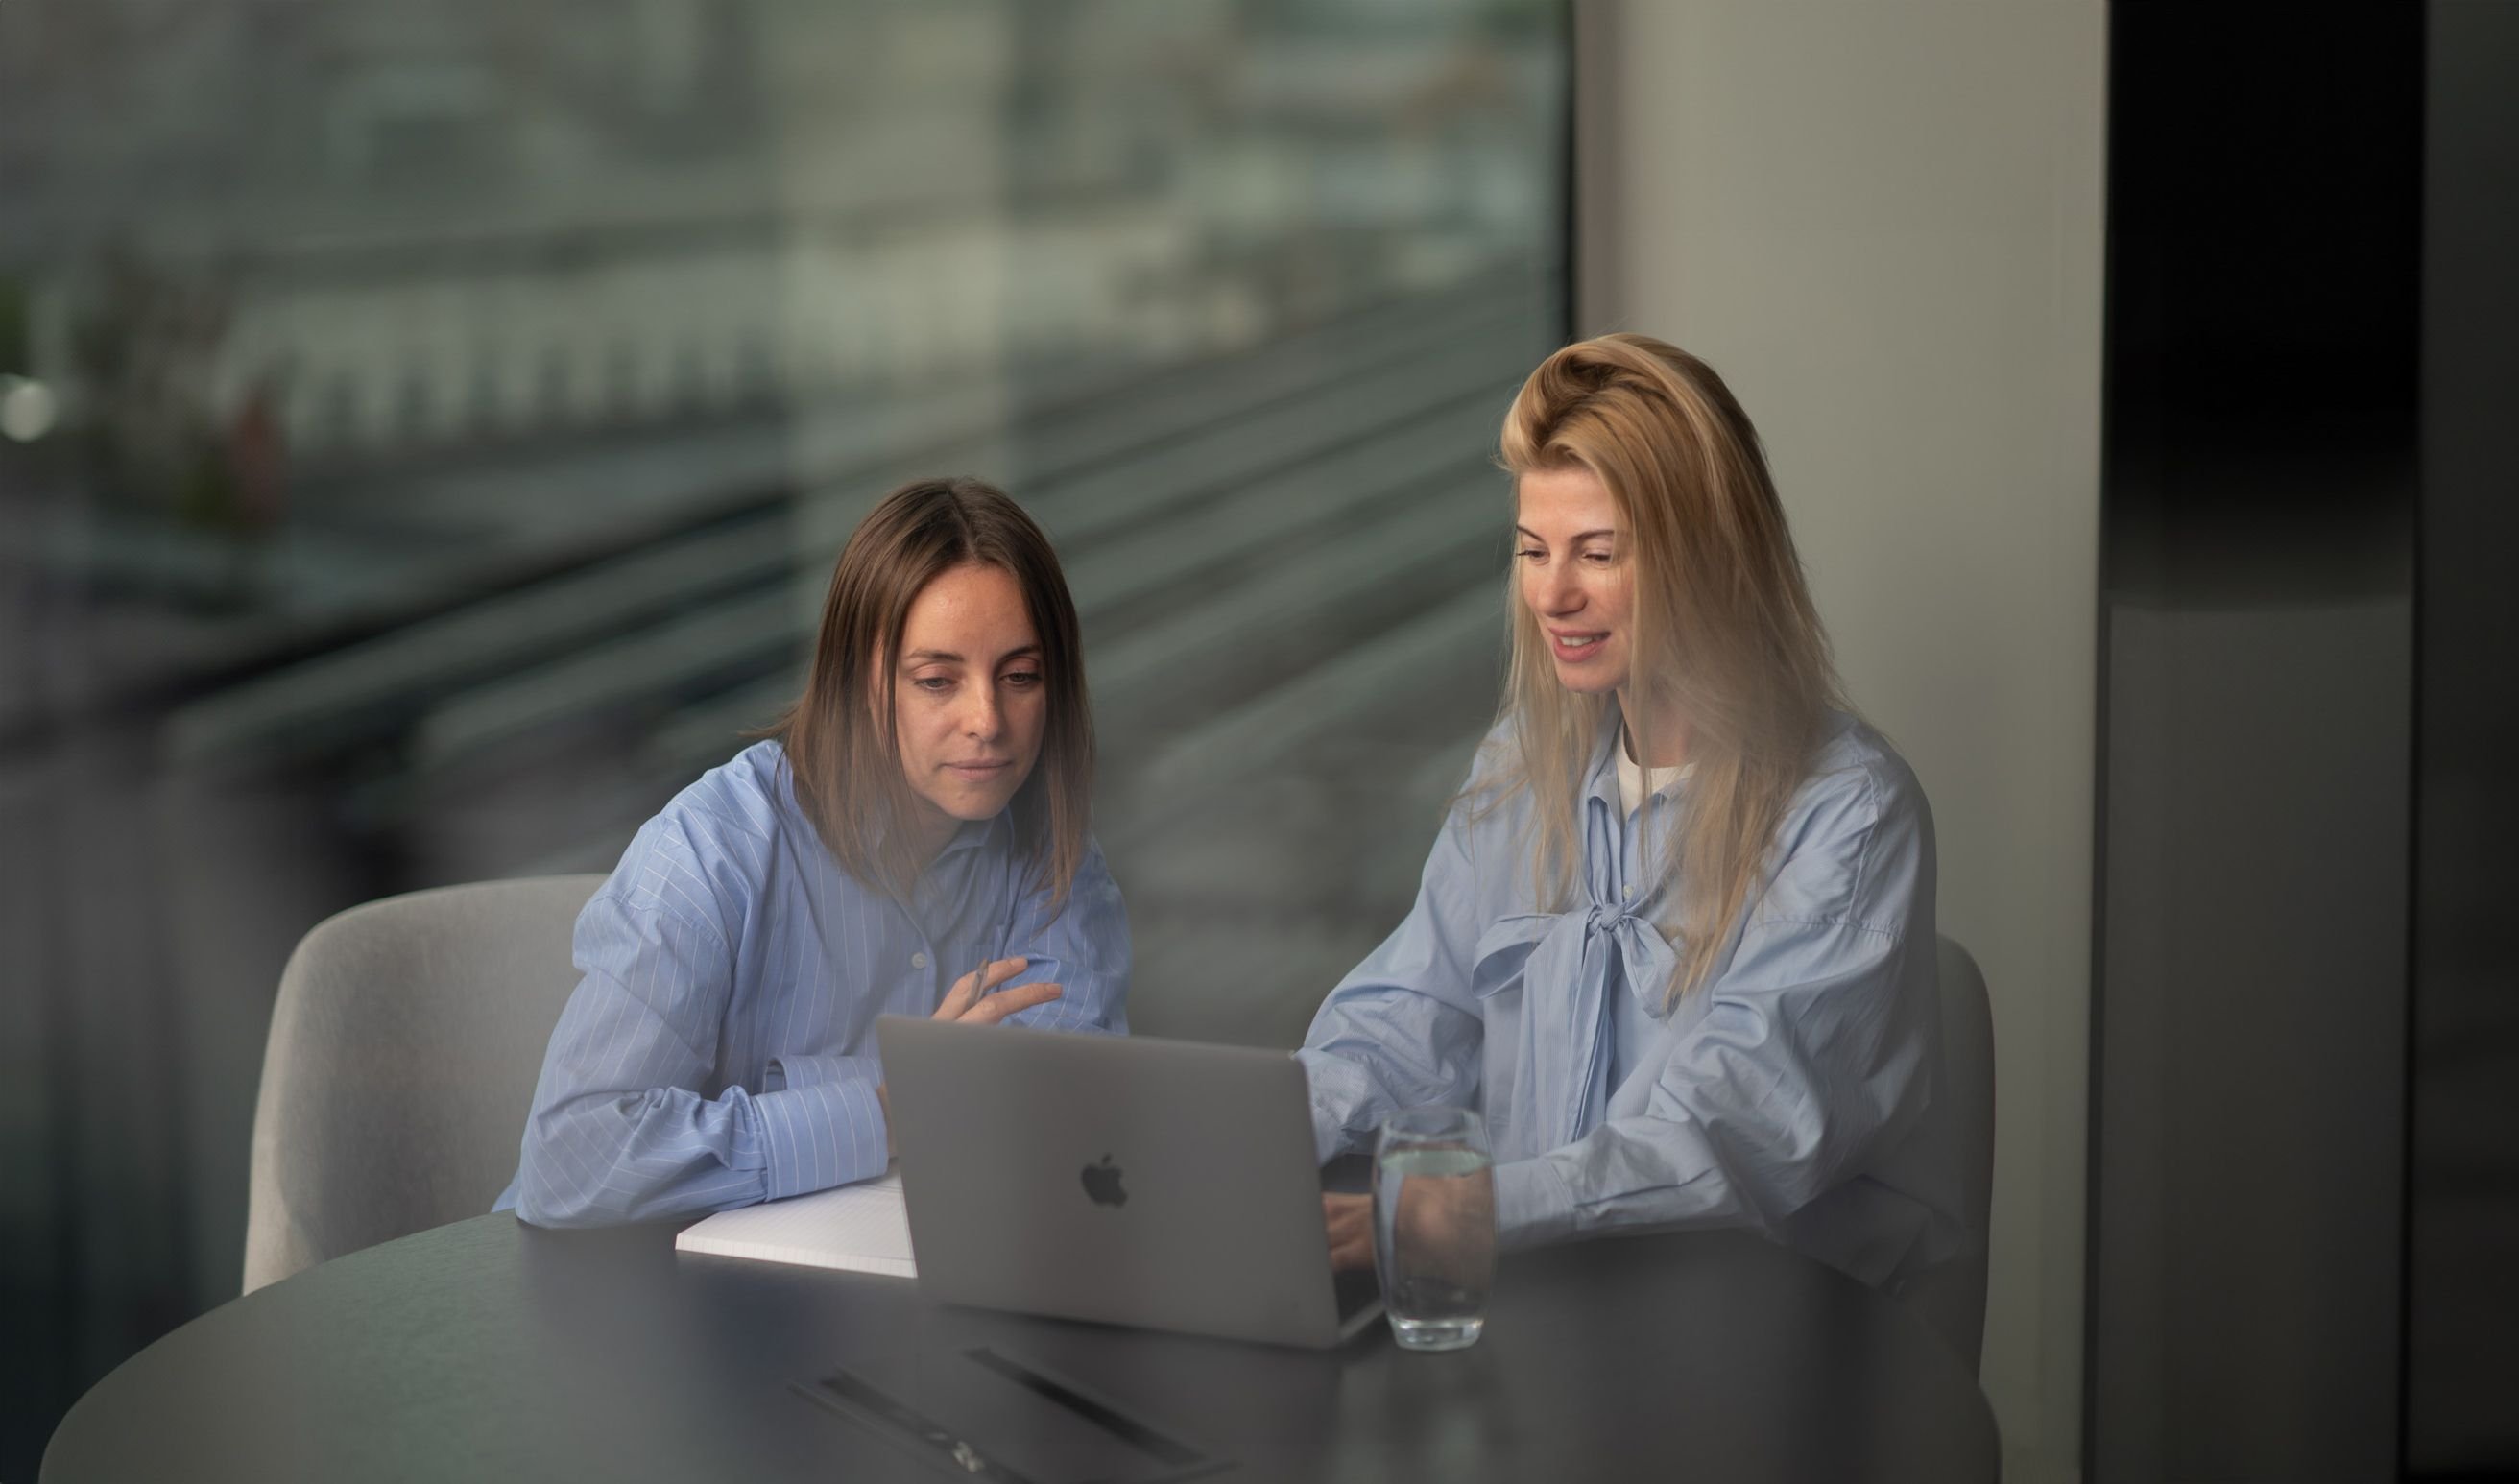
[672,1165,917,1278]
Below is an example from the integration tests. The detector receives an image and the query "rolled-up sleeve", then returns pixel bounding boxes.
[1297,808,1489,1162]
[1492,776,1935,1252]
[996,834,1131,1036]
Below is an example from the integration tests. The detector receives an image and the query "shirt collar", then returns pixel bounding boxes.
[926,809,1005,869]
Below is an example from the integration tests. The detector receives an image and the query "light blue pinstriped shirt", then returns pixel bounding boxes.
[1298,713,1969,1290]
[495,740,1128,1226]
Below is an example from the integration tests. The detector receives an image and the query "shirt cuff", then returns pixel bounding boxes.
[1294,1050,1377,1164]
[1492,1155,1578,1251]
[753,1054,889,1200]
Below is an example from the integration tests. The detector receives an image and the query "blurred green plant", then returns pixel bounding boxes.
[67,248,277,537]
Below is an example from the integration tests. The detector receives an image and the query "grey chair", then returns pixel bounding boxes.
[1902,934,1997,1373]
[242,874,606,1293]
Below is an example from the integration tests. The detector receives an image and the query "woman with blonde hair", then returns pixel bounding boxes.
[499,476,1127,1226]
[1305,335,1965,1289]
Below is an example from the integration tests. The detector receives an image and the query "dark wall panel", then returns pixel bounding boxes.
[2408,1,2519,1473]
[2088,9,2421,1482]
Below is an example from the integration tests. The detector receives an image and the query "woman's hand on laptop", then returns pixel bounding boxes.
[1324,1178,1496,1279]
[1323,1193,1374,1272]
[876,959,1063,1158]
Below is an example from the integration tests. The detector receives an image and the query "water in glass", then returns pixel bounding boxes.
[1373,1109,1496,1351]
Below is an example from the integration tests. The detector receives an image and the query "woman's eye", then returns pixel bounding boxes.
[1515,548,1545,562]
[914,676,954,693]
[1003,671,1043,689]
[1582,549,1614,565]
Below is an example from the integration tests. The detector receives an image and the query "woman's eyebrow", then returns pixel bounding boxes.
[902,644,1041,665]
[1515,525,1619,542]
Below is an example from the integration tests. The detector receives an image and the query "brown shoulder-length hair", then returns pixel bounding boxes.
[769,477,1094,908]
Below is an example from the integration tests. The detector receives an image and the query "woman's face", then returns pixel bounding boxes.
[890,562,1047,838]
[1515,465,1633,696]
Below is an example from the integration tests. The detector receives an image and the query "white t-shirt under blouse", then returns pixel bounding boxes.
[1616,730,1691,816]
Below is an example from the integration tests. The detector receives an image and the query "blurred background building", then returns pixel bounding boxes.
[0,2,1565,1472]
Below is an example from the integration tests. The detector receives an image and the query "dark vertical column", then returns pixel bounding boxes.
[2088,9,2422,1482]
[2407,2,2519,1474]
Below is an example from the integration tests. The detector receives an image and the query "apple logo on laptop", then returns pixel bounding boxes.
[1081,1154,1128,1208]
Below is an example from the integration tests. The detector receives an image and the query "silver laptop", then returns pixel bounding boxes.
[875,1016,1382,1348]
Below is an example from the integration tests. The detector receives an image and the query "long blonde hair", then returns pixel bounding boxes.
[1478,333,1844,1005]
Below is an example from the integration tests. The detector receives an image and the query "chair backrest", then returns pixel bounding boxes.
[242,874,606,1293]
[1903,934,1997,1372]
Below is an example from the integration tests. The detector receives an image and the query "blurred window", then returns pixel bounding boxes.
[0,3,1565,1474]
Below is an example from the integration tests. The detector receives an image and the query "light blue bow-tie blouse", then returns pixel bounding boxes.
[1297,712,1969,1289]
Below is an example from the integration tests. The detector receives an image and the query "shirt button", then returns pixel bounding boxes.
[912,952,929,969]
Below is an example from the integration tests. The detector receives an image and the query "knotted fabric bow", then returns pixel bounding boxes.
[1470,882,1678,1159]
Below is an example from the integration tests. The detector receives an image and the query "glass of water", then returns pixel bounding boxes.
[1373,1107,1497,1352]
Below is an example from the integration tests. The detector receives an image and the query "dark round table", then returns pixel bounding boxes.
[44,1213,1996,1482]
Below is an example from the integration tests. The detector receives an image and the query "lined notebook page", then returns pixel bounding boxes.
[673,1166,917,1278]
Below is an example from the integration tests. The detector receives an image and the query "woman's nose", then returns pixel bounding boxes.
[963,687,1002,740]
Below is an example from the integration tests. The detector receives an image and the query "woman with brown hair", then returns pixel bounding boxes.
[499,477,1126,1226]
[1304,335,1967,1290]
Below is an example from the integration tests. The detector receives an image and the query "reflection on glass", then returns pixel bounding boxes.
[0,3,1565,1474]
